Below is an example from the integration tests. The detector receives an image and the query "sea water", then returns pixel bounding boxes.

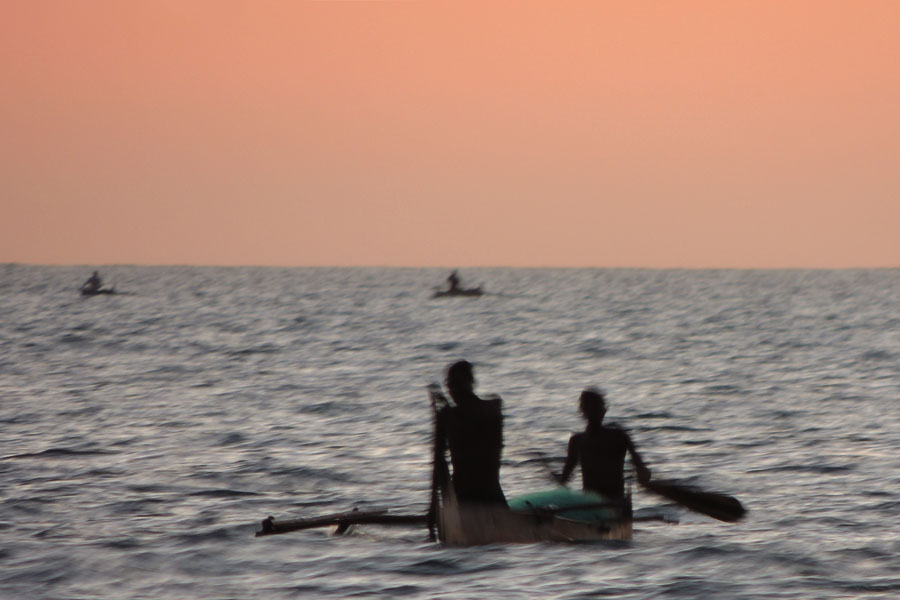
[1,265,898,599]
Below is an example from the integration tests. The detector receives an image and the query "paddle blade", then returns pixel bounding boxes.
[643,480,746,523]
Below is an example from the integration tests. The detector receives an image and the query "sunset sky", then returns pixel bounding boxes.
[2,1,899,268]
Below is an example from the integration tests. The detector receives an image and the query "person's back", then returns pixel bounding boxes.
[568,424,632,499]
[559,389,650,500]
[433,361,507,506]
[440,394,505,504]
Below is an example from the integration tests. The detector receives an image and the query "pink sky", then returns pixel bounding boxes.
[2,1,899,268]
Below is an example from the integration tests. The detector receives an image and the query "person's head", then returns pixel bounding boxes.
[579,388,607,424]
[446,360,475,398]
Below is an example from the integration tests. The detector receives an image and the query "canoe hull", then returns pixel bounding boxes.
[437,487,632,546]
[81,288,116,296]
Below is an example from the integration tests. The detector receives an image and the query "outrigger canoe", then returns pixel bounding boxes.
[256,486,635,545]
[255,471,743,545]
[255,387,743,546]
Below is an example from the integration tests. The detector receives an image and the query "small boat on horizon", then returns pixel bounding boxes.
[433,270,484,298]
[432,286,483,298]
[80,287,116,296]
[79,270,116,296]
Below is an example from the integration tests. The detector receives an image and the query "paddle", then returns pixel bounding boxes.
[639,478,746,523]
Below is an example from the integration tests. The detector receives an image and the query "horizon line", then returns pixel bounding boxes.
[5,261,899,271]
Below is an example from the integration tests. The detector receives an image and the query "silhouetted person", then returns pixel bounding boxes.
[82,271,102,293]
[432,360,507,506]
[558,388,651,500]
[446,270,460,292]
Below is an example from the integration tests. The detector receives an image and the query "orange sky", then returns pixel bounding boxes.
[2,0,899,268]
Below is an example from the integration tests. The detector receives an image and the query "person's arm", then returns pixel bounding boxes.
[427,405,449,540]
[432,410,449,483]
[557,434,580,485]
[625,433,651,483]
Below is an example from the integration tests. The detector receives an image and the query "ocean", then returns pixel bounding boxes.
[1,265,898,599]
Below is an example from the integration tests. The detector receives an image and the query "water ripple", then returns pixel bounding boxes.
[1,266,898,600]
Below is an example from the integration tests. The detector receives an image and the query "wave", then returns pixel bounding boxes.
[186,489,262,498]
[746,463,856,475]
[4,447,117,460]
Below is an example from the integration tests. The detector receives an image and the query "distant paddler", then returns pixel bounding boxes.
[446,270,460,292]
[81,271,103,294]
[433,270,483,297]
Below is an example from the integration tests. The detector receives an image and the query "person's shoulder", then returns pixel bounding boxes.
[603,422,631,438]
[477,395,503,420]
[435,402,455,419]
[481,394,502,409]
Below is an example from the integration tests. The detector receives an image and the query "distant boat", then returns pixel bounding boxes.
[432,286,483,298]
[80,287,116,296]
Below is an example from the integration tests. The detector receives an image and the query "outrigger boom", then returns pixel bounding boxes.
[256,509,426,537]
